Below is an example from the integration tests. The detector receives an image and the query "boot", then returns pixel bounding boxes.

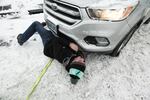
[17,34,24,46]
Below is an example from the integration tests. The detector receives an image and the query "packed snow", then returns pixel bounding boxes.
[0,0,150,100]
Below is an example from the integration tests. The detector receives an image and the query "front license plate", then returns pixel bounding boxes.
[47,20,58,33]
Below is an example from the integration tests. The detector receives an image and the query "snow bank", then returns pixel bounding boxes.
[0,0,11,6]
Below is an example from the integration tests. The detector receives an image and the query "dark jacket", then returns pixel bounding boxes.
[43,37,75,63]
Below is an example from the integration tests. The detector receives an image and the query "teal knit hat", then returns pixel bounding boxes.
[68,62,86,79]
[69,68,84,79]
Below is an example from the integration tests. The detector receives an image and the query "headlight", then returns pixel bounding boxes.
[87,6,137,21]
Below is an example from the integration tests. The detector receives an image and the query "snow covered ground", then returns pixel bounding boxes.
[0,0,150,100]
[0,13,150,100]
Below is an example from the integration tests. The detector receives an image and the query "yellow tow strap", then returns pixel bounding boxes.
[26,59,53,100]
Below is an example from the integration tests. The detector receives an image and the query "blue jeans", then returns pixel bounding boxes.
[21,21,55,46]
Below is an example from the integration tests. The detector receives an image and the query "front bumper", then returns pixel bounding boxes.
[44,9,131,52]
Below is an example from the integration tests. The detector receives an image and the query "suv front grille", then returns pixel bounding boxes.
[44,0,81,25]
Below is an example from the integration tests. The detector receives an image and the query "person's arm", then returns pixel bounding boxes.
[58,37,70,46]
[58,37,79,51]
[69,42,79,52]
[41,22,46,26]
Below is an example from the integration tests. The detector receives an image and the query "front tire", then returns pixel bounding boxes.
[110,22,141,57]
[144,17,150,24]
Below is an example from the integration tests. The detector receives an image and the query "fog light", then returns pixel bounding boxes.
[95,37,109,46]
[84,36,109,46]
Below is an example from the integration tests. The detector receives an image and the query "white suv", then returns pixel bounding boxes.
[43,0,150,56]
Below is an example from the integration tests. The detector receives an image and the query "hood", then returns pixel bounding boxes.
[59,0,139,9]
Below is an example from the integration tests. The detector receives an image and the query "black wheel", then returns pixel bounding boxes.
[144,17,150,24]
[110,24,139,57]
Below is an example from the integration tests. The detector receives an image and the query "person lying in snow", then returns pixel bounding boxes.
[17,21,86,84]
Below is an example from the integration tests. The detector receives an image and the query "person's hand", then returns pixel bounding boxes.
[69,43,79,51]
[41,22,46,26]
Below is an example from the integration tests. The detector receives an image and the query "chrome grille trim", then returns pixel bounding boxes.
[45,6,80,24]
[44,0,81,25]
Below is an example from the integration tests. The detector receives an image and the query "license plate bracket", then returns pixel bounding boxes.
[47,20,58,33]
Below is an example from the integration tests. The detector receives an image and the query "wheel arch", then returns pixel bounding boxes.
[110,17,144,57]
